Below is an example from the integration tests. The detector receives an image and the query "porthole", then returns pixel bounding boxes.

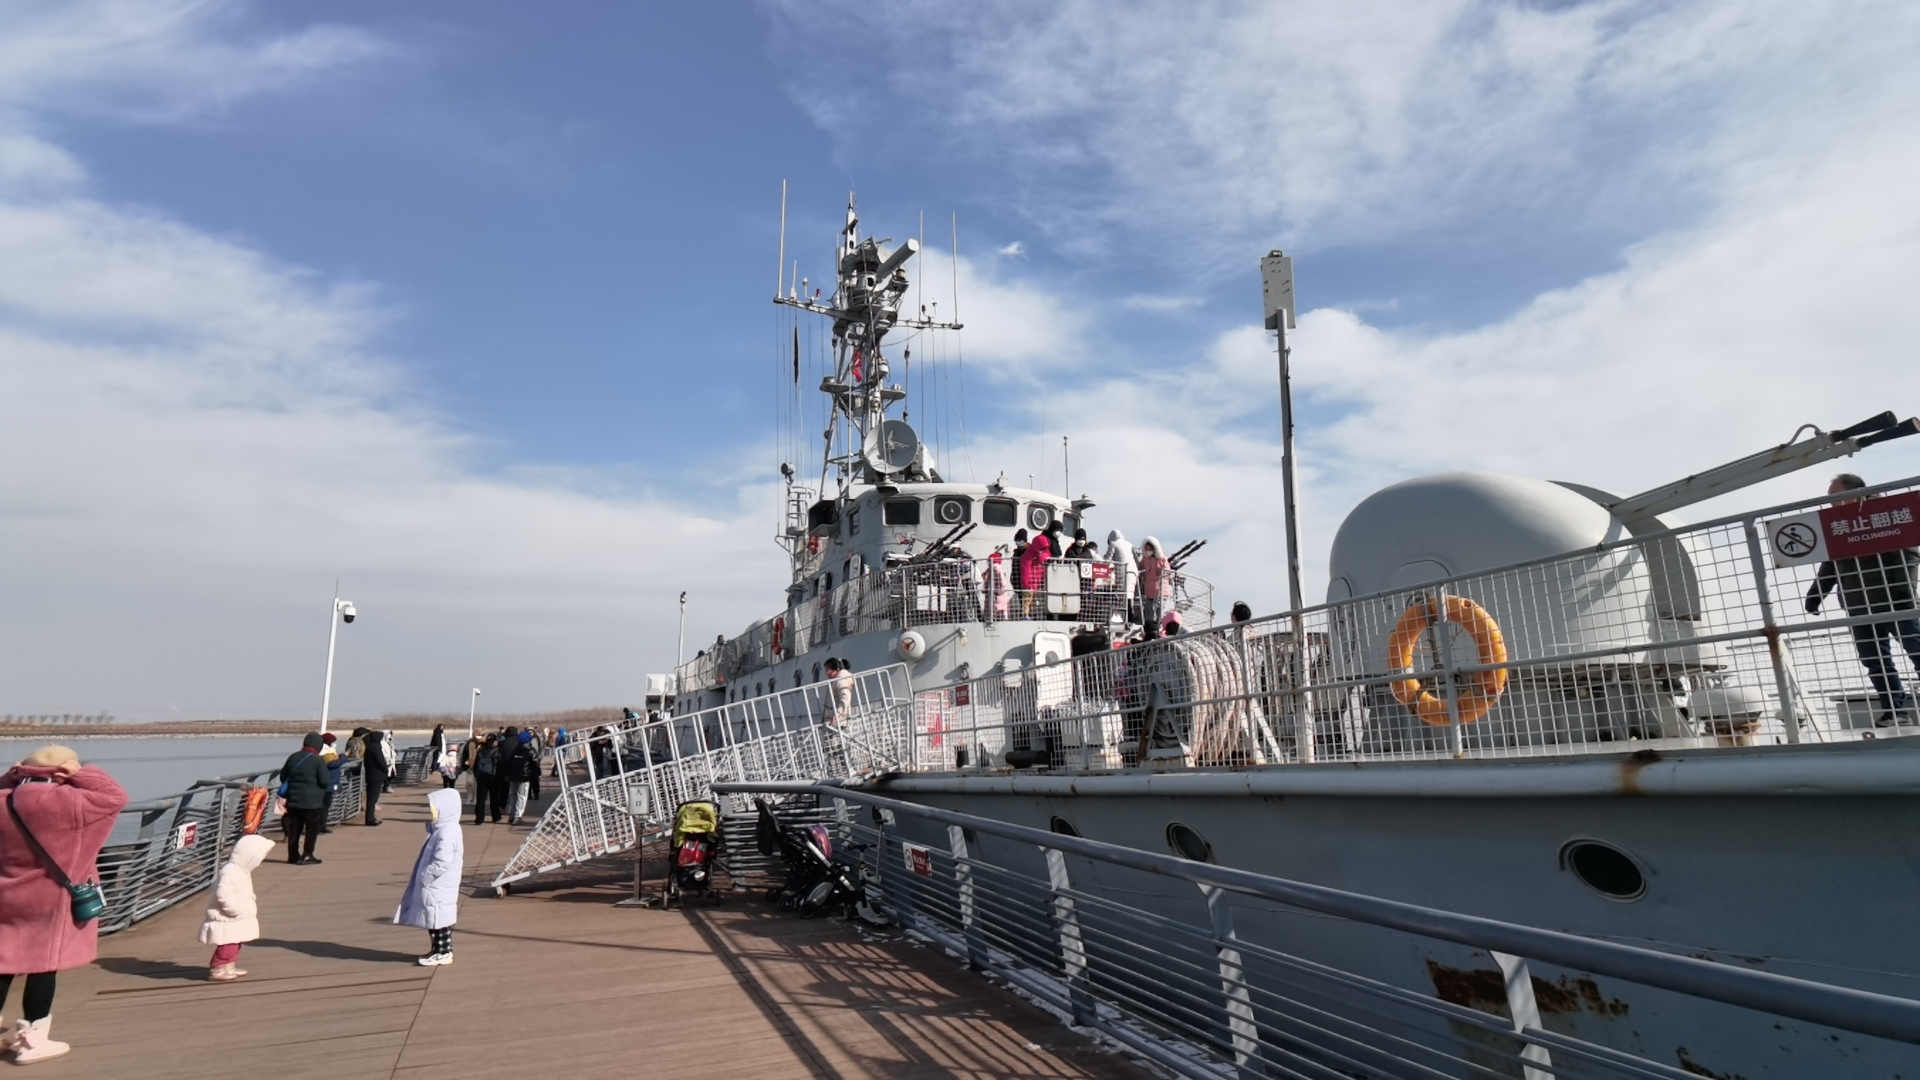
[1049,816,1079,837]
[1560,839,1646,901]
[934,496,971,525]
[1027,503,1055,531]
[1166,822,1213,863]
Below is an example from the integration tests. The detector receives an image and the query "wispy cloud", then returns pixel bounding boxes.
[0,2,771,718]
[0,0,394,122]
[768,1,1915,275]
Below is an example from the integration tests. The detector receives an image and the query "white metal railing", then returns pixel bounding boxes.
[676,561,1216,694]
[908,476,1920,770]
[97,760,366,933]
[721,781,1920,1079]
[490,665,914,888]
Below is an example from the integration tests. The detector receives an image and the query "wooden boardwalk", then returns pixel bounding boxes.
[42,784,1155,1079]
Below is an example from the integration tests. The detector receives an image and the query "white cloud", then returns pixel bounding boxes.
[0,0,393,121]
[997,101,1920,615]
[0,192,784,719]
[0,133,82,186]
[769,1,1917,269]
[1122,294,1204,314]
[996,240,1024,257]
[0,2,777,719]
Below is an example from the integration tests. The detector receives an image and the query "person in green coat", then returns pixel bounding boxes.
[274,733,331,865]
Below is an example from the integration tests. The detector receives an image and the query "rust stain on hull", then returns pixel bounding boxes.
[1618,748,1661,795]
[1426,960,1631,1018]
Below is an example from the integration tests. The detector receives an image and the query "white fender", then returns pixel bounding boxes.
[897,630,928,661]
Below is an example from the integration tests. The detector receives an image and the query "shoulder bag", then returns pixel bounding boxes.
[6,786,108,923]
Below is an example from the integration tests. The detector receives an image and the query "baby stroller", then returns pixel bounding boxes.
[664,800,723,908]
[755,799,887,925]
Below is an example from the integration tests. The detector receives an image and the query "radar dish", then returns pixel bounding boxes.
[865,419,921,475]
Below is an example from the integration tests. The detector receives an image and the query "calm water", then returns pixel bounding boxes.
[0,736,305,805]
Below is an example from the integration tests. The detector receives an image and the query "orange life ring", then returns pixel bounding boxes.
[771,617,786,659]
[242,786,269,834]
[1385,595,1509,726]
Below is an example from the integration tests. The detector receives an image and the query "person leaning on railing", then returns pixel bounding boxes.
[1807,473,1920,727]
[0,745,128,1065]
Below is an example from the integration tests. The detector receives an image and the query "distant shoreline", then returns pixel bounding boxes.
[0,722,436,739]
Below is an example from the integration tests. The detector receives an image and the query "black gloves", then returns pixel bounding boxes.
[1804,594,1822,616]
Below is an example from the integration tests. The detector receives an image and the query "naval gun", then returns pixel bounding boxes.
[1320,410,1920,753]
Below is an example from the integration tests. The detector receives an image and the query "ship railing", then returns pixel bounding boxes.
[93,759,367,935]
[490,665,913,888]
[908,474,1920,769]
[720,780,1920,1080]
[676,561,1217,695]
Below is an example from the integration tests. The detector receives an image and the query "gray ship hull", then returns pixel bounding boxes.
[868,740,1920,1078]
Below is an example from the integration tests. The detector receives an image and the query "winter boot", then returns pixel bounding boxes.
[0,1018,14,1055]
[8,1018,69,1064]
[209,963,247,982]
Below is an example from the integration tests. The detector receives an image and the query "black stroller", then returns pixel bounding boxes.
[755,799,887,925]
[664,800,723,908]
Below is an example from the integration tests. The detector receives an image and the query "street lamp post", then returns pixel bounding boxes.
[467,688,481,739]
[674,591,688,714]
[318,590,357,736]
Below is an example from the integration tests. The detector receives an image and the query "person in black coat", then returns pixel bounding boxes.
[504,731,540,825]
[351,726,389,826]
[275,733,331,864]
[1806,473,1920,724]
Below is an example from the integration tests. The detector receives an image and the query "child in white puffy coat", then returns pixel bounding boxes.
[199,834,274,981]
[395,788,464,966]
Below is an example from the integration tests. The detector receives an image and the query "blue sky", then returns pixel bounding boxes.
[4,0,1917,719]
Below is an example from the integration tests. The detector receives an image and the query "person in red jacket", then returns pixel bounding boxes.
[0,745,128,1065]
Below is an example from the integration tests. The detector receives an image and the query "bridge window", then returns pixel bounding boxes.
[847,506,861,536]
[884,499,921,526]
[982,499,1017,527]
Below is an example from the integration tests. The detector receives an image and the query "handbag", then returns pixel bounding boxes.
[6,786,108,923]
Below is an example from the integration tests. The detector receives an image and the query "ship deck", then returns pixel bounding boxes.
[46,786,1150,1079]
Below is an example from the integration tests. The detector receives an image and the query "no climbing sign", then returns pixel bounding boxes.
[1768,491,1920,568]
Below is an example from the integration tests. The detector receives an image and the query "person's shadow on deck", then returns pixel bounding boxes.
[95,957,209,981]
[254,938,418,964]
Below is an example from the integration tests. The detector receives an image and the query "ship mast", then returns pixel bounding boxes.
[774,193,962,548]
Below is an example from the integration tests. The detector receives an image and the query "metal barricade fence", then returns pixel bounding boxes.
[911,476,1920,770]
[395,744,435,784]
[490,665,914,889]
[95,758,366,934]
[720,781,1920,1080]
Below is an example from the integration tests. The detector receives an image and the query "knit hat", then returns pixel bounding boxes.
[21,745,78,769]
[303,732,325,749]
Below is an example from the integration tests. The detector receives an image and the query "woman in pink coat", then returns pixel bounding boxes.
[0,745,127,1065]
[1018,533,1053,618]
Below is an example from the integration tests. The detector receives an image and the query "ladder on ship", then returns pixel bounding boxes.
[491,664,914,889]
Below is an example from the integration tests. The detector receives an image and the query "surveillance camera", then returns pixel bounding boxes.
[340,601,357,623]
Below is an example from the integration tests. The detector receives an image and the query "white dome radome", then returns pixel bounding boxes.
[1328,472,1627,602]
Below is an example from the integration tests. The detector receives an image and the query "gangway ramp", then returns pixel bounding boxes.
[493,664,913,889]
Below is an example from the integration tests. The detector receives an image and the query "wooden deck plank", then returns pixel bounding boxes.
[31,784,1157,1079]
